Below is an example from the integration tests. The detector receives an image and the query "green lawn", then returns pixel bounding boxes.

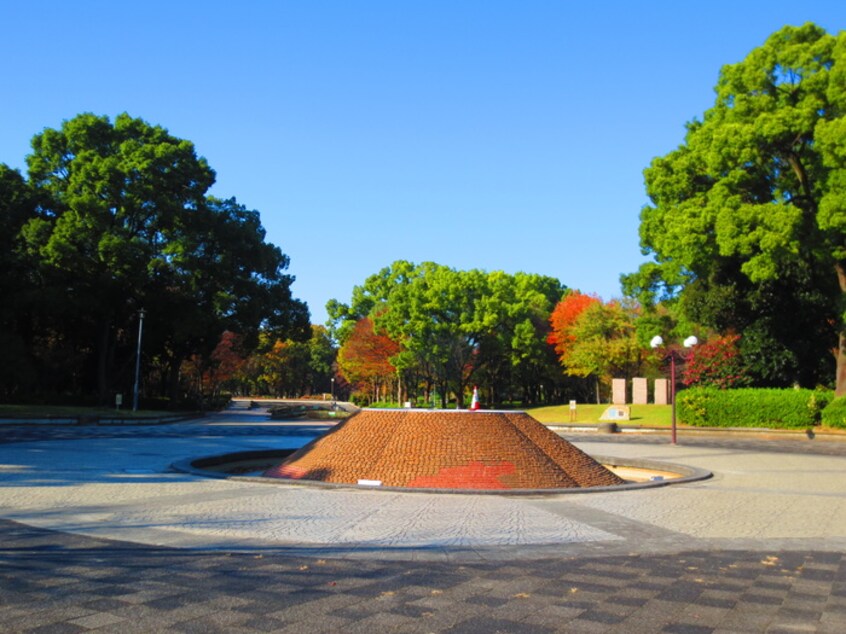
[526,403,674,427]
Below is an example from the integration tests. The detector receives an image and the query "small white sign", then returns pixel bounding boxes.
[599,405,631,421]
[569,400,577,410]
[357,479,382,487]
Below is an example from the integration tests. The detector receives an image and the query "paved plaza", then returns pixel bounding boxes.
[2,407,846,632]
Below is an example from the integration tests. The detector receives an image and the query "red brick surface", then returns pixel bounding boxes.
[263,410,625,490]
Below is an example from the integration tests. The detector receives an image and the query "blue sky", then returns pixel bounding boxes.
[3,1,845,324]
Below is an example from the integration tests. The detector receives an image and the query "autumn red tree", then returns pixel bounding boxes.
[181,330,247,399]
[210,331,247,386]
[547,291,601,364]
[337,318,400,403]
[683,334,752,389]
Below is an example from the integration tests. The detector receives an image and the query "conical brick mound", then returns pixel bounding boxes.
[263,409,625,490]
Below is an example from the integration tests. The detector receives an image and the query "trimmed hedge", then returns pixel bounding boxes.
[676,387,832,429]
[821,397,846,429]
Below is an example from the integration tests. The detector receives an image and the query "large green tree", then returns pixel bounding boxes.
[473,271,565,405]
[624,24,846,392]
[0,166,38,396]
[328,261,566,407]
[11,113,308,403]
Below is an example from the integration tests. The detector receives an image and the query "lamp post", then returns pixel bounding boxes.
[330,377,335,402]
[650,335,698,445]
[132,308,146,412]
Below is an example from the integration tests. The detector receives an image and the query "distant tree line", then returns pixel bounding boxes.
[0,113,310,406]
[327,261,598,407]
[180,326,338,401]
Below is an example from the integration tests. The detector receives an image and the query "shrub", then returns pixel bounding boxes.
[676,387,832,429]
[821,397,846,429]
[268,403,351,421]
[349,392,371,407]
[368,401,400,409]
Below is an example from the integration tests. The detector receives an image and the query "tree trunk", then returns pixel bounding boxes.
[837,332,846,397]
[836,262,846,396]
[167,356,181,403]
[96,315,113,405]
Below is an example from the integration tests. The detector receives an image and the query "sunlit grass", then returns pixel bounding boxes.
[526,403,674,427]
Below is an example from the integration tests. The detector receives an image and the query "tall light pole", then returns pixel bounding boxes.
[132,308,146,412]
[650,335,698,445]
[330,377,335,402]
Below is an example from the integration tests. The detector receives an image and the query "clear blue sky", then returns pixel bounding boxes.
[3,1,845,324]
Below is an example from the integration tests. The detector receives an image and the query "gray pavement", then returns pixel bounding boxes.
[2,406,846,632]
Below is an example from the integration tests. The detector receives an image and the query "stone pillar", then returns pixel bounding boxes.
[654,378,669,405]
[632,377,648,404]
[612,378,627,404]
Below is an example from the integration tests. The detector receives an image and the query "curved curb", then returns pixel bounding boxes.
[0,412,204,426]
[171,450,712,496]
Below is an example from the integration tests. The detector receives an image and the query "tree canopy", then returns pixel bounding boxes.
[547,294,651,402]
[1,113,309,403]
[547,291,601,361]
[336,317,400,402]
[624,23,846,392]
[328,261,568,406]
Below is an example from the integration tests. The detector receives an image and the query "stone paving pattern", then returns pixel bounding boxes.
[3,519,846,633]
[263,410,623,489]
[3,406,846,631]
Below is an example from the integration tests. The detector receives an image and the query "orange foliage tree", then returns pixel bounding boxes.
[337,318,400,403]
[547,291,601,363]
[181,330,247,399]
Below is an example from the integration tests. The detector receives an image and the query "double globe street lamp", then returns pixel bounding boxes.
[650,335,698,445]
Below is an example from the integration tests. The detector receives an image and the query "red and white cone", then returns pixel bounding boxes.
[470,386,480,411]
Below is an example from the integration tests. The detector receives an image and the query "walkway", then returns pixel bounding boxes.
[2,408,846,632]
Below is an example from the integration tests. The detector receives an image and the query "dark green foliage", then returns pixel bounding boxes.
[821,397,846,429]
[0,165,38,396]
[0,113,308,404]
[679,263,835,387]
[624,24,846,392]
[677,387,832,429]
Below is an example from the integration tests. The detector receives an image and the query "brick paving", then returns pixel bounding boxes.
[2,519,846,633]
[264,410,623,489]
[3,409,846,632]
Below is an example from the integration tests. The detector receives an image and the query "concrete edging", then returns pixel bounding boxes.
[547,423,846,441]
[0,413,204,426]
[171,450,712,496]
